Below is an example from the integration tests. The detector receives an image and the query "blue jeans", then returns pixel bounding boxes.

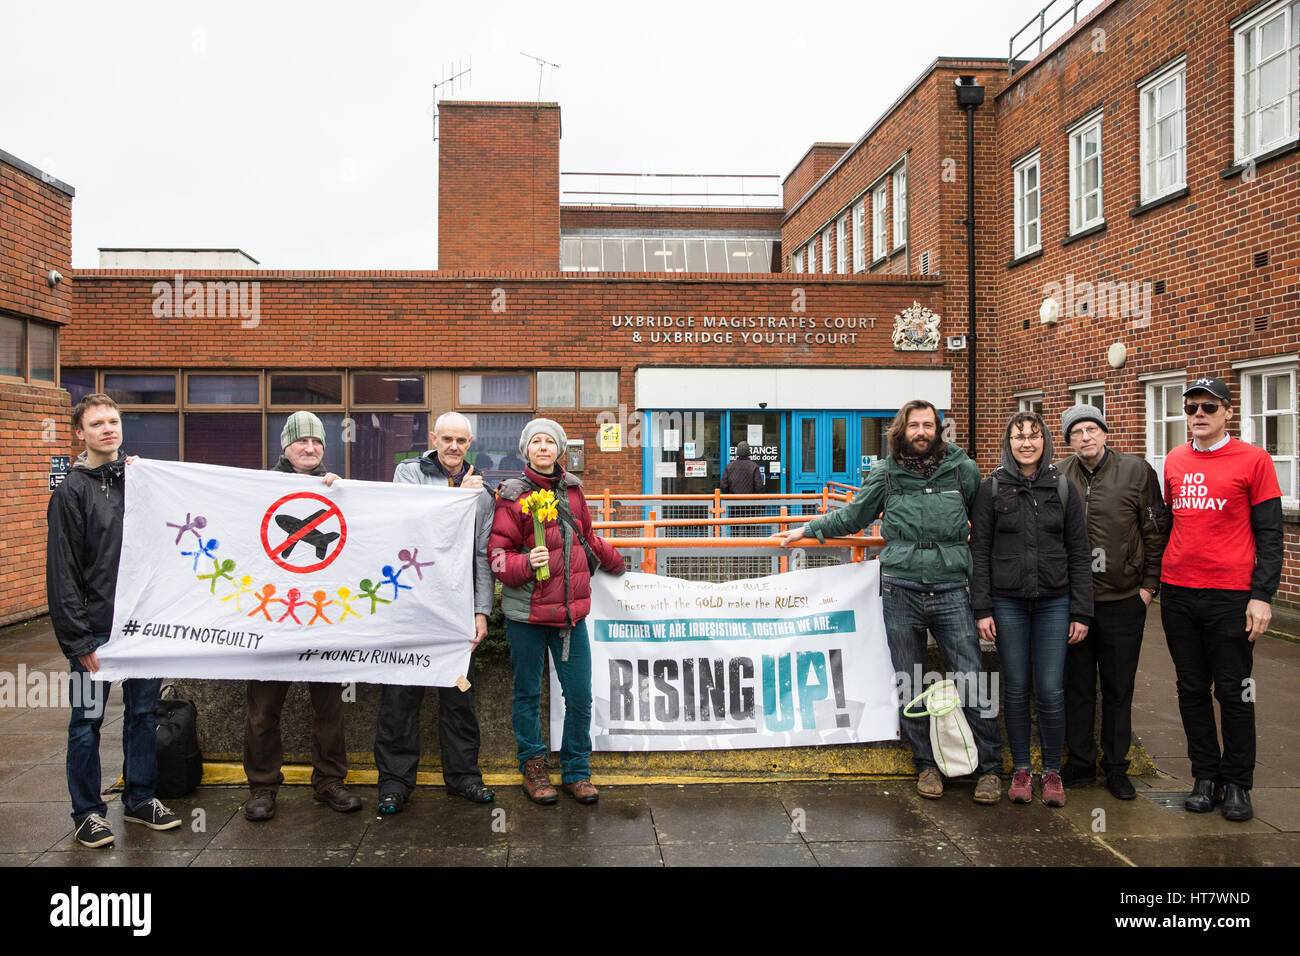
[992,594,1070,772]
[506,619,592,783]
[882,582,1001,777]
[67,650,162,823]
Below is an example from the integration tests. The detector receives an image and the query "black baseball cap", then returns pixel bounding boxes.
[1182,376,1231,403]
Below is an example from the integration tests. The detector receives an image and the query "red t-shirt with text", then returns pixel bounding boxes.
[1162,438,1281,591]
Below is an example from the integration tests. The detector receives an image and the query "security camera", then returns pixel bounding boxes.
[758,402,768,409]
[48,270,63,287]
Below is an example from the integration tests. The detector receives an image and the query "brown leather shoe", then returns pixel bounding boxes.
[521,757,558,805]
[562,779,599,804]
[916,768,943,799]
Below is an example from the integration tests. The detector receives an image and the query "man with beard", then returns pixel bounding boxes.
[777,400,1002,803]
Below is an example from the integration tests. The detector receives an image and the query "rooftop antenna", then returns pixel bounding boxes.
[520,51,559,114]
[432,58,472,141]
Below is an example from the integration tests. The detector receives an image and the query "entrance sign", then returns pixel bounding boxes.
[552,562,899,751]
[100,459,478,686]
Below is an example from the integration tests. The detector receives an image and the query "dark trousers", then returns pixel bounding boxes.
[374,654,483,796]
[1064,594,1147,775]
[1161,586,1256,789]
[243,680,348,793]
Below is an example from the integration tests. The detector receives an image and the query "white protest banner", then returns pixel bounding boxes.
[551,561,900,750]
[99,459,477,686]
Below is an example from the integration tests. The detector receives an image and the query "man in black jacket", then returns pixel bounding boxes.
[1058,405,1169,799]
[47,394,181,848]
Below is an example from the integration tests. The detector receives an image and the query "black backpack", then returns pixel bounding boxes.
[155,684,203,798]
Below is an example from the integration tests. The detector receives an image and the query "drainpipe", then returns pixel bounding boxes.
[955,75,984,462]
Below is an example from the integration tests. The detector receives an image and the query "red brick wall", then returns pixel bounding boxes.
[437,102,561,272]
[0,155,73,325]
[561,206,784,233]
[0,382,70,625]
[65,270,946,500]
[782,143,852,211]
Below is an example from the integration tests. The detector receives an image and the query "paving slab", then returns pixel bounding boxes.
[0,802,74,853]
[0,709,77,735]
[952,834,1128,866]
[0,853,42,866]
[1102,833,1300,866]
[504,789,658,845]
[510,844,664,866]
[191,847,356,866]
[203,788,371,850]
[774,784,943,842]
[808,837,970,866]
[1248,788,1300,831]
[660,841,818,866]
[356,795,507,849]
[908,791,1083,840]
[647,785,801,844]
[33,849,198,867]
[1,734,66,764]
[350,845,508,866]
[0,762,72,803]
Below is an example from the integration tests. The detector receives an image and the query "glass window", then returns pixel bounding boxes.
[560,238,581,271]
[807,237,818,274]
[831,416,847,472]
[1139,60,1186,202]
[1243,364,1297,500]
[351,412,429,483]
[461,412,533,482]
[1017,393,1045,415]
[185,413,263,468]
[0,316,20,377]
[580,371,618,407]
[458,373,530,407]
[270,372,343,406]
[684,239,707,272]
[1069,114,1104,233]
[1074,387,1105,414]
[29,322,56,381]
[727,240,753,272]
[747,239,771,273]
[580,238,601,272]
[623,239,646,272]
[266,412,346,476]
[353,373,425,405]
[603,238,624,272]
[836,216,848,274]
[1235,2,1300,162]
[872,182,888,261]
[705,239,727,272]
[187,374,259,405]
[860,417,887,479]
[893,167,908,249]
[104,372,176,405]
[122,412,179,461]
[1146,378,1185,479]
[1014,152,1042,257]
[852,201,866,271]
[793,250,804,273]
[643,239,667,271]
[664,239,686,273]
[61,368,96,405]
[538,371,576,407]
[801,417,817,473]
[822,227,833,273]
[655,411,721,499]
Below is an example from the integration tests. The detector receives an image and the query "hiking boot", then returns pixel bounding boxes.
[314,781,362,813]
[74,813,115,848]
[563,779,599,804]
[916,768,943,799]
[1041,770,1066,807]
[1008,768,1033,804]
[1221,784,1253,822]
[521,757,558,805]
[244,788,276,822]
[1184,779,1224,813]
[1105,770,1137,801]
[973,773,1001,805]
[123,797,182,830]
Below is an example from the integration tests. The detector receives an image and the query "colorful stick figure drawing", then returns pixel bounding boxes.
[335,587,362,622]
[357,579,391,614]
[222,575,257,612]
[165,513,208,545]
[278,588,308,625]
[380,565,412,600]
[397,547,436,580]
[181,538,220,572]
[249,584,278,621]
[307,590,334,626]
[197,558,236,594]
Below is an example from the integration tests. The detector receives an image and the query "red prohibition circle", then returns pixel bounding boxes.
[259,491,348,574]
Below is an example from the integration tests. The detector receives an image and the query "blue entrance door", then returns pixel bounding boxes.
[789,412,854,494]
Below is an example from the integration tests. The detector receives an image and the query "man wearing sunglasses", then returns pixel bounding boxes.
[1160,377,1282,822]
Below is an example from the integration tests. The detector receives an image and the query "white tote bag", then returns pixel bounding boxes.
[903,680,978,778]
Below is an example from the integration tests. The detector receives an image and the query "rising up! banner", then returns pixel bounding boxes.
[98,459,478,686]
[554,561,900,751]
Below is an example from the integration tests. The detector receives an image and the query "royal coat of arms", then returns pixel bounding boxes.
[891,302,940,351]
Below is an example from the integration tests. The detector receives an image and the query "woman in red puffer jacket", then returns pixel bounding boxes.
[490,418,624,808]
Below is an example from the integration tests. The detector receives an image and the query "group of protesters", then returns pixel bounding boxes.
[47,374,1282,848]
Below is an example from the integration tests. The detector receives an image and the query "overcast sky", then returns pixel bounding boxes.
[2,0,1096,269]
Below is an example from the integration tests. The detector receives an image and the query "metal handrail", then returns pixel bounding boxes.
[1008,0,1089,75]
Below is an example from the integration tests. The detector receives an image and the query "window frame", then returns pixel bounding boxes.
[0,314,60,384]
[182,370,263,409]
[453,371,532,410]
[836,215,848,273]
[852,200,866,272]
[1144,373,1186,480]
[1015,390,1044,415]
[1138,58,1187,203]
[1068,111,1105,234]
[792,250,804,274]
[1072,381,1106,415]
[1013,150,1042,258]
[892,166,908,251]
[821,226,833,273]
[1234,0,1300,163]
[806,236,818,274]
[872,182,888,262]
[1237,357,1299,504]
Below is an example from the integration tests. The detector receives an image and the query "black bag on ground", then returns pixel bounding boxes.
[155,684,203,798]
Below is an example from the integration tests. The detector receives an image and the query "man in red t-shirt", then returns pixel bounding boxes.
[1161,377,1283,823]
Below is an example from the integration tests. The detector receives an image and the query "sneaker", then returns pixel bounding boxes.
[377,792,406,815]
[447,782,495,804]
[916,768,943,800]
[1041,770,1066,807]
[973,773,1001,805]
[1008,768,1033,804]
[123,797,182,830]
[314,781,362,813]
[244,788,276,822]
[74,813,115,848]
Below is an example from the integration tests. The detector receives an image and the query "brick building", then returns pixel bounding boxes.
[3,0,1298,624]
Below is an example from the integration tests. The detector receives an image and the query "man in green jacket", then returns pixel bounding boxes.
[1057,405,1169,799]
[778,400,1002,803]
